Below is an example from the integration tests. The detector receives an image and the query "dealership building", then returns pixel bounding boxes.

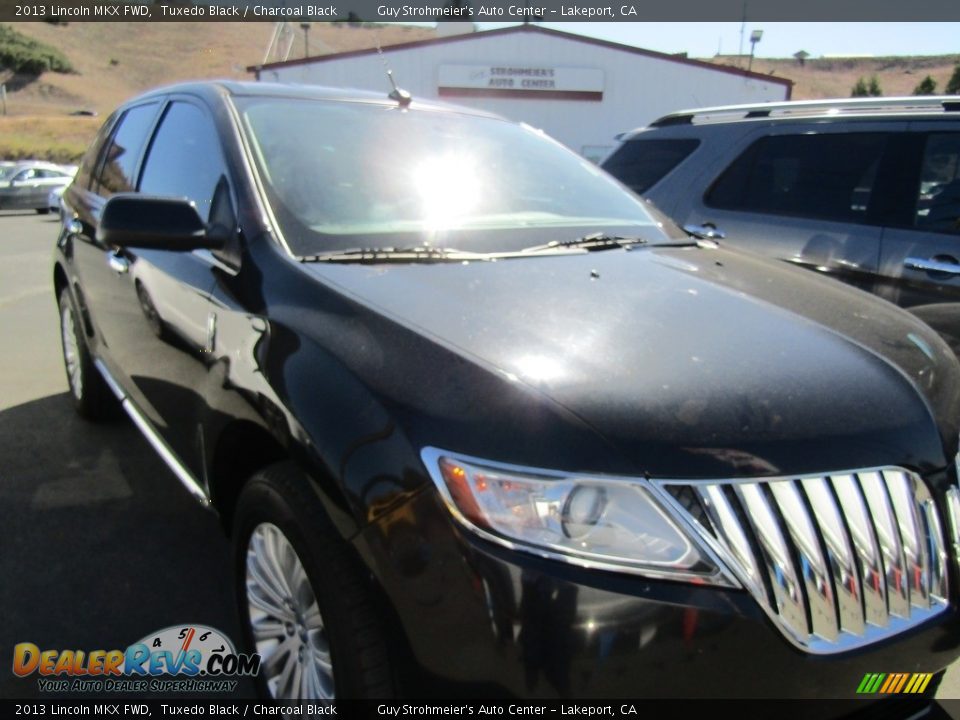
[250,24,793,161]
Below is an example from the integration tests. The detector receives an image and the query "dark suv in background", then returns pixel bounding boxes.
[51,82,960,705]
[602,97,960,352]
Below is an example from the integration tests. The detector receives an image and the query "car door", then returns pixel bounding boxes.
[675,122,908,294]
[71,100,162,387]
[28,169,56,207]
[876,124,960,353]
[94,97,237,479]
[6,168,42,209]
[35,169,71,205]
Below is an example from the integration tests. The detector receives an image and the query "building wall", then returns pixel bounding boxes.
[264,30,789,160]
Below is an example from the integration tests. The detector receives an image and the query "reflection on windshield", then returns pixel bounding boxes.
[239,97,660,254]
[412,153,482,230]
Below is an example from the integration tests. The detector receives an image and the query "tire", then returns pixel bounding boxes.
[58,289,119,420]
[233,463,395,700]
[36,208,51,215]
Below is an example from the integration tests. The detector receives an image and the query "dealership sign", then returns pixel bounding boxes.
[437,64,604,100]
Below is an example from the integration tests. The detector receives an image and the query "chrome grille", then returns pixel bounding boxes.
[655,469,949,653]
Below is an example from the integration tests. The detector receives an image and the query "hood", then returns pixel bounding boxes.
[302,245,960,478]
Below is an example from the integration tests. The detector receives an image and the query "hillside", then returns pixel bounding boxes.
[712,54,960,99]
[0,22,436,116]
[0,22,958,161]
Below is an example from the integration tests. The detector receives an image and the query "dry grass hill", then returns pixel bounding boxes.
[0,22,957,161]
[715,54,960,100]
[0,21,435,160]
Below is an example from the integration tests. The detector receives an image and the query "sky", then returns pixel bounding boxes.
[463,22,960,58]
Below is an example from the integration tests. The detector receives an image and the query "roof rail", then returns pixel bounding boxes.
[649,96,960,128]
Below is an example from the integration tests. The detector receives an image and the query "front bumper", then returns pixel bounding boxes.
[355,487,960,699]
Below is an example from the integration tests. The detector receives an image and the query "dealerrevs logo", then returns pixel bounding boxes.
[12,625,260,693]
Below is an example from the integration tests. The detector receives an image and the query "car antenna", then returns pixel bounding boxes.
[375,32,412,108]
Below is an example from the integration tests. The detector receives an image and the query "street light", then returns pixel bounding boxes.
[748,29,763,72]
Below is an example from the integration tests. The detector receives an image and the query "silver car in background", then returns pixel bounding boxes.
[0,161,76,214]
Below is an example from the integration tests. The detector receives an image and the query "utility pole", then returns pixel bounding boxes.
[300,22,310,58]
[738,1,747,67]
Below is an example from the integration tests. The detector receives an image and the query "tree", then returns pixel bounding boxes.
[867,75,883,96]
[913,75,938,95]
[947,63,960,95]
[851,77,869,97]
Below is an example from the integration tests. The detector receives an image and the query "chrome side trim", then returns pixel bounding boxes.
[94,358,211,508]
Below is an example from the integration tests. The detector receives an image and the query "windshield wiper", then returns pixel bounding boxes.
[300,246,498,264]
[520,233,650,254]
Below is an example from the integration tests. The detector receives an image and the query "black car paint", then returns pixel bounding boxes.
[54,82,960,698]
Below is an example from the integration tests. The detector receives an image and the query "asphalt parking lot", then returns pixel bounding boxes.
[0,211,254,699]
[1,210,960,702]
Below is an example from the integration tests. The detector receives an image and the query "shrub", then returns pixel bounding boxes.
[0,24,74,74]
[851,75,882,97]
[947,64,960,95]
[913,75,938,95]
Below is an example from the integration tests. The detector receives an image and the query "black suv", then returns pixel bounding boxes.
[54,82,960,701]
[602,97,960,353]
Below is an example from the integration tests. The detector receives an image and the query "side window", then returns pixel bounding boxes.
[138,101,229,223]
[915,133,960,235]
[706,133,889,224]
[602,138,700,195]
[75,112,119,191]
[97,102,159,196]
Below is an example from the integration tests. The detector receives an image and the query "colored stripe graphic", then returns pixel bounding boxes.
[879,674,897,693]
[857,673,933,694]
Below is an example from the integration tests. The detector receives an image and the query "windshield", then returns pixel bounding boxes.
[0,166,16,181]
[238,97,672,255]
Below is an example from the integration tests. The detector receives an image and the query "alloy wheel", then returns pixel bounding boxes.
[61,301,83,401]
[245,522,334,699]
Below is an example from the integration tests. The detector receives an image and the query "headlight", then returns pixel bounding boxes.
[421,447,736,586]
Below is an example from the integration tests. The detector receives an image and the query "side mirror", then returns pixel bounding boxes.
[97,194,224,251]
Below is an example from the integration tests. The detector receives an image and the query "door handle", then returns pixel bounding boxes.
[683,223,726,240]
[904,257,960,276]
[108,252,129,274]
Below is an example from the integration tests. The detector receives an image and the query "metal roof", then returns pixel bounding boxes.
[247,25,794,90]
